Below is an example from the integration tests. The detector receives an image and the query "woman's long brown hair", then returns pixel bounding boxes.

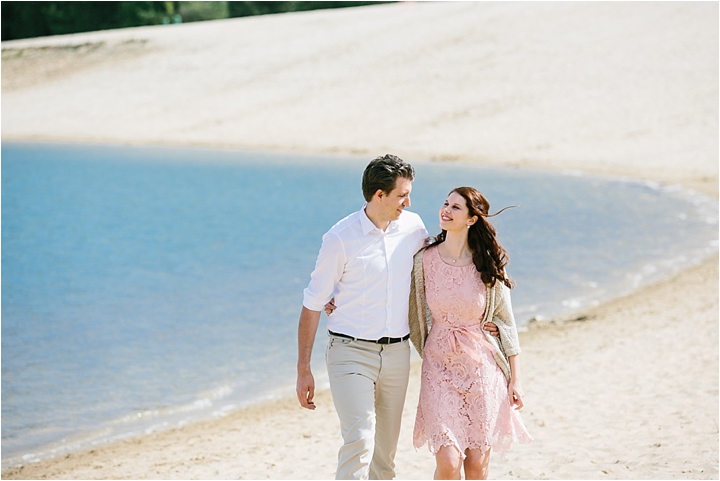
[428,187,515,288]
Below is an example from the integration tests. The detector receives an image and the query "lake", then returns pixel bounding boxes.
[2,142,717,465]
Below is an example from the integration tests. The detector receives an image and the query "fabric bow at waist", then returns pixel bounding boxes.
[435,322,499,363]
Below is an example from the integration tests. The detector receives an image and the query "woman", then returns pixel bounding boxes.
[409,187,532,480]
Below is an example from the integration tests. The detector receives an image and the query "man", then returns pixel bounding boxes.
[296,154,427,479]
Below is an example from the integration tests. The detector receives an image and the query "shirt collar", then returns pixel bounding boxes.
[360,204,399,235]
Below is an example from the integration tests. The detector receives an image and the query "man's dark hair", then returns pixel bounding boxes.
[361,154,415,202]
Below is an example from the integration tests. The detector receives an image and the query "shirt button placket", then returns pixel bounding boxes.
[384,235,392,331]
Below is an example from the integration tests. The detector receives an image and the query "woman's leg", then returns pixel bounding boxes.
[434,445,463,480]
[463,448,491,480]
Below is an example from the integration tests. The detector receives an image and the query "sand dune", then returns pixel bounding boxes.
[2,2,717,193]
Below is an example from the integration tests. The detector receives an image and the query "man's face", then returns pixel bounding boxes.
[377,177,412,223]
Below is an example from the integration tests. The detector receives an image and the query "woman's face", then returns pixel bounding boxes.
[439,191,476,232]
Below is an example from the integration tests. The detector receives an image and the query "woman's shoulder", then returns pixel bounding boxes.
[415,244,439,263]
[414,243,437,257]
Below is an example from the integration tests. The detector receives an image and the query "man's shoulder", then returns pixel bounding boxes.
[326,210,362,236]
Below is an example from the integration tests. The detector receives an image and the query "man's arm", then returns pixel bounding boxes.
[296,306,322,410]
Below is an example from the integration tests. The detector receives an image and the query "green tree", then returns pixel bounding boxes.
[1,1,392,41]
[2,1,170,40]
[177,2,228,23]
[227,1,387,18]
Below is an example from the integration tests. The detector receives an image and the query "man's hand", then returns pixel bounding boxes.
[296,307,321,410]
[296,367,316,410]
[483,322,500,337]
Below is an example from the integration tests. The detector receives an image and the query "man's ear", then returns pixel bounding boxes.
[374,189,385,200]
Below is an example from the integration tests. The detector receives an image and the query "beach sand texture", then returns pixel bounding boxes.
[2,2,718,479]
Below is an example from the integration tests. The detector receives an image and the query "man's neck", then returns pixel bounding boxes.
[364,203,391,232]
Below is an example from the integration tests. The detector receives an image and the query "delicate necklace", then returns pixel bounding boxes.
[441,243,470,264]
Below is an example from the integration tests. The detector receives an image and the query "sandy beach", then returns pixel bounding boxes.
[2,2,718,479]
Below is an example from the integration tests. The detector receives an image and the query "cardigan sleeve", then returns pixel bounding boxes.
[492,282,521,357]
[408,250,431,357]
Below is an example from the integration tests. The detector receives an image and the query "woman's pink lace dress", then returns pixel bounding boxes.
[413,246,532,457]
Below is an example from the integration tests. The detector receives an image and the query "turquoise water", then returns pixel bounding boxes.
[2,142,717,465]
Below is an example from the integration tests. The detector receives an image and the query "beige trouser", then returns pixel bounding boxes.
[326,334,411,480]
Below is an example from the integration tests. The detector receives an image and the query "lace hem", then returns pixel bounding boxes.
[414,422,533,460]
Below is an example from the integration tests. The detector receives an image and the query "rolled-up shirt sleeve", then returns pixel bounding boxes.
[302,231,346,311]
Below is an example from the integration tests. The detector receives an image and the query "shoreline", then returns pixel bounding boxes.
[3,142,714,476]
[1,139,716,477]
[3,254,717,479]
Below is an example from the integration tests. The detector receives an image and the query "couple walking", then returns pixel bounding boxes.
[296,154,531,480]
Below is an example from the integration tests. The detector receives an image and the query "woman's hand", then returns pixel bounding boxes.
[508,379,524,410]
[324,298,336,316]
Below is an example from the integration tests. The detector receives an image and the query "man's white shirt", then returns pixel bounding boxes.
[303,206,428,340]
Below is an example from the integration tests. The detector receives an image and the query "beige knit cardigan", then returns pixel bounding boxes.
[408,248,521,382]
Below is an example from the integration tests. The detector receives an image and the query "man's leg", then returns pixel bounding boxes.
[369,340,411,480]
[327,336,382,480]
